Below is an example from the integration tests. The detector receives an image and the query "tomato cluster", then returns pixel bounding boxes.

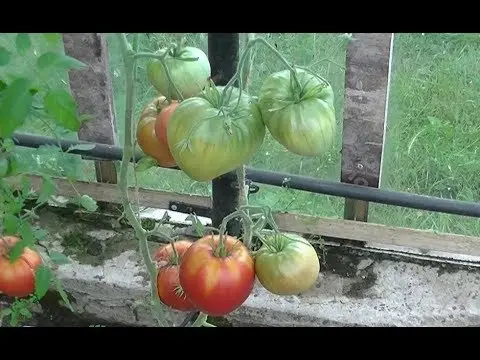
[155,232,320,317]
[137,40,329,316]
[137,45,336,182]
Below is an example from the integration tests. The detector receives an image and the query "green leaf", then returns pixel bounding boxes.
[66,143,96,153]
[19,307,32,318]
[33,228,48,241]
[29,88,39,96]
[18,222,35,245]
[36,176,56,204]
[15,34,31,55]
[43,90,81,131]
[186,214,205,236]
[135,156,158,172]
[8,237,29,262]
[49,251,71,265]
[0,46,11,66]
[3,213,21,234]
[0,80,7,92]
[0,78,34,138]
[36,52,86,72]
[34,265,52,300]
[79,194,98,212]
[43,33,61,44]
[53,278,74,312]
[21,176,32,196]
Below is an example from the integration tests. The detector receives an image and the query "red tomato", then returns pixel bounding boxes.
[154,101,179,147]
[136,96,176,168]
[153,240,192,267]
[179,234,255,316]
[153,241,196,311]
[0,236,42,298]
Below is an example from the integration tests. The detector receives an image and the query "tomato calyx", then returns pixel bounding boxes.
[168,241,180,266]
[212,234,231,258]
[173,284,187,299]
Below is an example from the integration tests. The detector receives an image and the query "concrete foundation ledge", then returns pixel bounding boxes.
[7,207,480,327]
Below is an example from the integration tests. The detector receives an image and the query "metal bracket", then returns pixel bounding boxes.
[230,179,260,199]
[246,179,260,196]
[168,201,212,218]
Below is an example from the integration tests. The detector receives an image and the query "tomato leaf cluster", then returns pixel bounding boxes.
[0,33,101,325]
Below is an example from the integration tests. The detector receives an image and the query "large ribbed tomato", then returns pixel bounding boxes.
[254,233,320,295]
[179,234,255,316]
[153,240,196,311]
[147,46,211,100]
[0,235,42,298]
[167,85,265,181]
[257,68,336,156]
[136,96,176,168]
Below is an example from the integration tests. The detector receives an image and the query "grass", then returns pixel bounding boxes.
[1,33,479,237]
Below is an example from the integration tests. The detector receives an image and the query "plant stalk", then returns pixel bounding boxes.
[116,33,168,327]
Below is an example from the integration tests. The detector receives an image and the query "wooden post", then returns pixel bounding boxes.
[62,33,118,186]
[341,33,394,224]
[208,33,241,235]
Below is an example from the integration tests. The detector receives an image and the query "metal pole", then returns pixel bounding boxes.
[207,33,242,235]
[11,132,480,218]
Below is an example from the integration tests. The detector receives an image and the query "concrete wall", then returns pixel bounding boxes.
[12,207,480,327]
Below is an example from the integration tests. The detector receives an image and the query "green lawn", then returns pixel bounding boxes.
[1,33,479,237]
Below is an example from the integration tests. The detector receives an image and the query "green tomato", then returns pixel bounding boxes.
[167,86,265,182]
[257,68,336,156]
[255,233,320,296]
[147,46,211,100]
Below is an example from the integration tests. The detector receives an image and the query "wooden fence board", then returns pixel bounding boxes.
[8,175,480,258]
[341,33,394,222]
[62,33,118,185]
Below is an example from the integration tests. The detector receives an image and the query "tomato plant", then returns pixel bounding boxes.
[116,34,335,327]
[167,85,265,182]
[0,33,101,326]
[0,236,42,298]
[254,232,320,296]
[136,96,176,168]
[179,234,255,316]
[147,46,211,100]
[154,240,196,312]
[257,67,336,156]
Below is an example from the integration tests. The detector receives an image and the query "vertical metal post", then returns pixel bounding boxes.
[341,33,394,225]
[207,33,241,236]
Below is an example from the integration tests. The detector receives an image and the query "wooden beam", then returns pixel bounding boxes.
[272,212,480,258]
[8,175,211,211]
[7,175,480,258]
[62,33,118,186]
[341,33,394,223]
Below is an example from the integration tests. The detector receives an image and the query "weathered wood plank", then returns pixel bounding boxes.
[62,33,118,185]
[341,33,394,222]
[7,176,480,258]
[273,212,480,258]
[9,175,211,211]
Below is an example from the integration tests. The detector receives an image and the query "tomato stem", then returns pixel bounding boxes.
[191,312,209,327]
[132,43,184,104]
[169,241,180,266]
[116,33,170,327]
[220,37,302,110]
